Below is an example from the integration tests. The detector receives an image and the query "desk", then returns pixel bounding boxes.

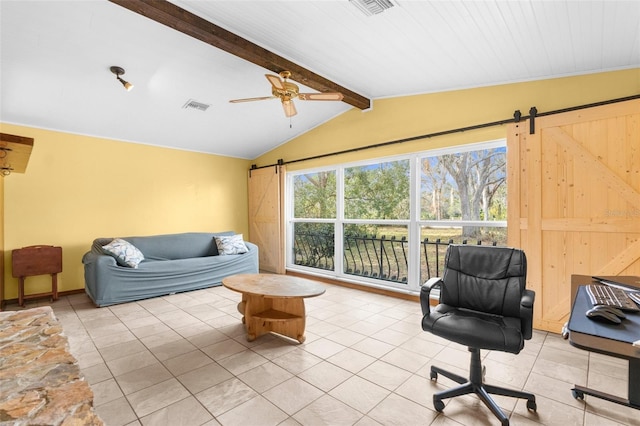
[567,275,640,409]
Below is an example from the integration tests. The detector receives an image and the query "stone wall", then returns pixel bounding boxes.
[0,306,103,425]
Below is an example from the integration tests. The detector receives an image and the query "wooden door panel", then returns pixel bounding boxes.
[547,127,640,208]
[508,99,640,333]
[248,166,284,273]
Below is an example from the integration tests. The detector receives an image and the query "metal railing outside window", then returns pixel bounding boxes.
[293,230,501,284]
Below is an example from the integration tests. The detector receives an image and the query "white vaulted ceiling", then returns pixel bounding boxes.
[1,1,639,159]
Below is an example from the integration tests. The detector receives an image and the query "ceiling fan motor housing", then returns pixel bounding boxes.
[273,81,299,101]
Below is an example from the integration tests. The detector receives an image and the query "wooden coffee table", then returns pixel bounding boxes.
[222,273,326,343]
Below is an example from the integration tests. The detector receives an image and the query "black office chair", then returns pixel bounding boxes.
[420,244,537,426]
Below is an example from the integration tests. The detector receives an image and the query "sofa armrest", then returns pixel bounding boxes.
[81,238,119,268]
[82,250,117,266]
[244,241,258,251]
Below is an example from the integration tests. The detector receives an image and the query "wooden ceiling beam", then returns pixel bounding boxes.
[108,0,371,110]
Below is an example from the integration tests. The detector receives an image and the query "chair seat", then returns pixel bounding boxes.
[423,304,524,353]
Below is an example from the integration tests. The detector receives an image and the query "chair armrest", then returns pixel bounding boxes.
[521,290,534,309]
[420,277,443,315]
[520,289,536,340]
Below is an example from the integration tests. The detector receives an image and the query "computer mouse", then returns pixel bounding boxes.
[585,308,622,324]
[592,305,626,319]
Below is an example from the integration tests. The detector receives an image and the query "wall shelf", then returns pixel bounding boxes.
[1,132,34,175]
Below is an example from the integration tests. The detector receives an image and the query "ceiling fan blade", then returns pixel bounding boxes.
[229,96,275,103]
[282,100,297,117]
[298,92,344,101]
[266,74,285,90]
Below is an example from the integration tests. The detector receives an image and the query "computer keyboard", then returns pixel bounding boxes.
[586,284,640,312]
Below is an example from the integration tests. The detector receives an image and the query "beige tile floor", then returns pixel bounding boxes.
[11,283,640,426]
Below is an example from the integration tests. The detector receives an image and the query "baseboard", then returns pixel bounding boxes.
[285,270,420,303]
[1,288,85,310]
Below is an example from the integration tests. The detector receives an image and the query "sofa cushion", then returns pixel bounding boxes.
[102,238,145,268]
[215,234,249,255]
[125,232,234,260]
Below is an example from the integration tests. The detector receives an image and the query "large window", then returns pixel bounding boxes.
[287,140,507,294]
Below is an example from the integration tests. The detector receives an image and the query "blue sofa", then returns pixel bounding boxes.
[82,232,258,307]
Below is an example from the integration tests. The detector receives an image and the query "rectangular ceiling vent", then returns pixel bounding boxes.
[182,99,210,112]
[350,0,395,16]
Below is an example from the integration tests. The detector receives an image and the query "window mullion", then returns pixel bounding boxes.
[335,167,344,277]
[408,154,421,291]
[284,173,293,267]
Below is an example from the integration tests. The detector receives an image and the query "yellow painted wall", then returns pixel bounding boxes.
[2,69,638,302]
[254,69,640,170]
[0,123,251,300]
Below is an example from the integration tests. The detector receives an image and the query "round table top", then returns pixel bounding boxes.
[222,273,326,298]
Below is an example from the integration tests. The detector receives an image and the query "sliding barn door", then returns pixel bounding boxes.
[507,99,640,333]
[248,165,285,273]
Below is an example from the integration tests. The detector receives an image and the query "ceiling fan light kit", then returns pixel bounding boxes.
[229,70,344,117]
[110,66,134,91]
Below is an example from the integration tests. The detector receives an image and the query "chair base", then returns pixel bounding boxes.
[430,348,536,426]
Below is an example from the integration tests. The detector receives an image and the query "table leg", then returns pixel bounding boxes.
[18,277,25,307]
[629,358,640,407]
[51,273,58,302]
[237,293,247,324]
[244,294,269,342]
[571,357,640,410]
[271,297,306,343]
[243,295,307,343]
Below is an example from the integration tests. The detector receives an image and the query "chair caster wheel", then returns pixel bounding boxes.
[526,399,537,411]
[572,389,584,400]
[433,398,445,412]
[430,371,438,381]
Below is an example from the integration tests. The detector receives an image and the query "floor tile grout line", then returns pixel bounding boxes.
[13,286,636,426]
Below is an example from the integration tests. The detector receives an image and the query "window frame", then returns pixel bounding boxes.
[285,138,507,295]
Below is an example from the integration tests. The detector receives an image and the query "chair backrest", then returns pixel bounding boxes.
[440,245,527,318]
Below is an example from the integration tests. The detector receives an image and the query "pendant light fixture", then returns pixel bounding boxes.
[110,66,134,91]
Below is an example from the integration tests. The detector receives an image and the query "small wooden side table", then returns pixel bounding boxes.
[223,273,325,343]
[11,245,62,307]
